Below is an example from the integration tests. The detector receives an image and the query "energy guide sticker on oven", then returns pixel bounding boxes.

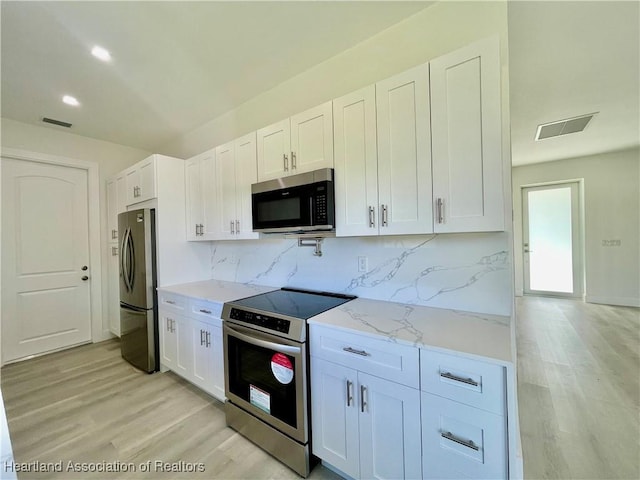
[271,353,294,384]
[249,385,271,414]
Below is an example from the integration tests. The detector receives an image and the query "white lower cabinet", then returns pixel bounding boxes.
[310,324,422,480]
[158,292,225,402]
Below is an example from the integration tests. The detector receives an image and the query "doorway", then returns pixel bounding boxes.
[1,156,94,363]
[522,182,583,297]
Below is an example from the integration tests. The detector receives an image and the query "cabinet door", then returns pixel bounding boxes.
[175,315,191,378]
[210,325,225,401]
[125,168,140,205]
[311,358,360,478]
[234,132,259,239]
[107,243,120,337]
[257,119,291,181]
[159,310,177,371]
[192,320,213,391]
[106,178,119,242]
[376,64,433,235]
[359,373,422,480]
[431,36,504,233]
[116,174,127,214]
[421,392,506,479]
[137,156,157,202]
[334,86,379,237]
[215,141,237,239]
[290,101,334,175]
[200,153,218,239]
[185,157,204,240]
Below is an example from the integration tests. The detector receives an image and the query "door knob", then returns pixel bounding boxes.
[81,276,89,281]
[81,265,88,271]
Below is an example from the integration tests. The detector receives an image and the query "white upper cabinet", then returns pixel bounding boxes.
[106,177,119,242]
[125,155,157,205]
[334,85,379,237]
[376,63,433,235]
[185,148,217,241]
[430,36,504,232]
[215,132,259,240]
[257,101,333,181]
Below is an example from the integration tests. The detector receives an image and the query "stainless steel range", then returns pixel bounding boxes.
[222,287,356,477]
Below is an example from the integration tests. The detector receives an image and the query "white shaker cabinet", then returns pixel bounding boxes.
[376,63,433,235]
[420,349,507,479]
[215,132,259,240]
[333,85,380,237]
[125,155,157,206]
[157,291,225,402]
[257,101,333,181]
[430,36,504,232]
[310,325,422,480]
[185,148,217,240]
[106,243,120,337]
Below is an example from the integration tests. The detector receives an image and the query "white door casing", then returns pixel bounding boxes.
[1,155,98,363]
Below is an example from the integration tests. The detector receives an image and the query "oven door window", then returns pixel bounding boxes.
[227,333,298,429]
[252,184,311,231]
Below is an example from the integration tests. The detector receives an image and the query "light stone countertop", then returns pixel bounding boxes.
[308,297,513,365]
[157,280,512,365]
[157,279,277,305]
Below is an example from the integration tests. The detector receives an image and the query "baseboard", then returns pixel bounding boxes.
[585,296,640,308]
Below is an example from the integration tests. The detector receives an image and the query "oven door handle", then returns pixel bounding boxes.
[225,324,301,355]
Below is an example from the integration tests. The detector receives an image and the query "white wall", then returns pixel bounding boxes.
[512,147,640,307]
[1,118,152,341]
[159,1,511,159]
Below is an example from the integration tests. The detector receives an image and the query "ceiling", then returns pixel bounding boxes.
[1,1,639,166]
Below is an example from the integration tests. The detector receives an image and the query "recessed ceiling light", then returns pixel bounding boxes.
[62,95,80,107]
[91,45,111,62]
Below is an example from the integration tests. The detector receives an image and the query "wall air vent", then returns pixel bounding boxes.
[42,117,72,128]
[535,113,597,141]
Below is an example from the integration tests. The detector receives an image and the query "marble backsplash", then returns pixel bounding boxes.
[207,232,512,317]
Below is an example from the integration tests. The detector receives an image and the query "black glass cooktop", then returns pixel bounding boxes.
[229,287,356,320]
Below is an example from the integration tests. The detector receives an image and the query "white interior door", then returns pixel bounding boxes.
[2,158,92,362]
[523,182,583,297]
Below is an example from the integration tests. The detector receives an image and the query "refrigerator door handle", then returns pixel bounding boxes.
[121,227,135,293]
[121,227,130,292]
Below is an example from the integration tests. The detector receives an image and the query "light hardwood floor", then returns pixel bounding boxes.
[2,296,638,479]
[516,296,639,479]
[0,340,340,480]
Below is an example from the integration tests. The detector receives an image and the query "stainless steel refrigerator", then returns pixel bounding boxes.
[118,208,159,373]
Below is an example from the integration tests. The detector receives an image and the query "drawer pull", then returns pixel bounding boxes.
[199,309,212,314]
[441,431,479,451]
[343,347,370,357]
[165,300,176,305]
[440,371,479,387]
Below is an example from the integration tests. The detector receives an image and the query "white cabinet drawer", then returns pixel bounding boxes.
[310,325,419,388]
[158,292,187,312]
[189,299,223,326]
[420,349,505,415]
[421,392,506,479]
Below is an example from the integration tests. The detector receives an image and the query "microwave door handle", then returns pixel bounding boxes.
[225,324,301,355]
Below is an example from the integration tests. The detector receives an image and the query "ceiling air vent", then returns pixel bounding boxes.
[535,113,597,141]
[42,117,72,128]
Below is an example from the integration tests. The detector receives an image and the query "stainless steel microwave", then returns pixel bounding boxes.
[251,168,335,234]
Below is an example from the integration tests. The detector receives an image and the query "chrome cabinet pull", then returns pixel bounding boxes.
[230,220,235,234]
[440,371,479,387]
[200,329,205,346]
[381,204,388,227]
[199,309,212,315]
[368,206,375,228]
[291,151,297,169]
[441,431,479,451]
[343,347,370,357]
[236,220,240,234]
[165,300,176,305]
[360,385,367,413]
[111,246,118,256]
[111,229,118,240]
[436,198,444,224]
[346,380,353,407]
[200,224,204,235]
[283,153,289,172]
[206,331,211,348]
